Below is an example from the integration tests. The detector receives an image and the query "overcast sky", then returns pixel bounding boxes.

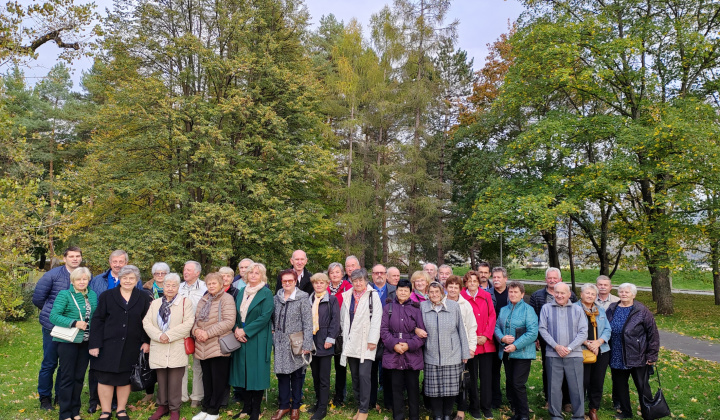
[16,0,525,90]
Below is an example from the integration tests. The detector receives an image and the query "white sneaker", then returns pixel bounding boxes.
[192,412,208,420]
[205,415,219,420]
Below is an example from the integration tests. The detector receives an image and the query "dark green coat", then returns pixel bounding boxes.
[229,286,274,390]
[49,288,98,343]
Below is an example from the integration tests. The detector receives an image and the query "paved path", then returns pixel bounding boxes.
[658,330,720,363]
[513,279,715,296]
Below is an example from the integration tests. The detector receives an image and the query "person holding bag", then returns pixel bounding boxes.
[190,273,236,420]
[143,273,195,420]
[271,269,314,420]
[607,283,660,420]
[575,284,611,420]
[49,267,97,420]
[326,262,351,407]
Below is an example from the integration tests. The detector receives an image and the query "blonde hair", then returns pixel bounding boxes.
[218,266,234,276]
[410,271,430,292]
[311,273,330,284]
[204,272,222,287]
[70,267,91,285]
[246,263,268,283]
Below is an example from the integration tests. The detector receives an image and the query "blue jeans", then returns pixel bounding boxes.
[38,327,61,399]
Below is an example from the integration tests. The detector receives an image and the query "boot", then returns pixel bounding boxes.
[40,396,54,411]
[270,409,291,420]
[149,405,170,420]
[588,408,599,420]
[169,411,180,420]
[310,405,327,420]
[290,409,300,420]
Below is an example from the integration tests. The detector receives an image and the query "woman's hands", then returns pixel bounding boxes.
[235,328,248,343]
[159,333,170,344]
[415,328,427,338]
[195,329,209,343]
[393,342,409,354]
[141,343,150,353]
[75,321,88,331]
[89,348,99,357]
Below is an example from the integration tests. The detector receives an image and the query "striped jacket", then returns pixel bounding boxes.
[538,300,588,358]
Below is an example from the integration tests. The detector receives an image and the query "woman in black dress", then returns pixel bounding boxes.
[89,265,151,420]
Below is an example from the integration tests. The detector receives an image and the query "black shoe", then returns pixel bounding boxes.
[310,406,327,420]
[307,404,318,414]
[469,412,483,419]
[40,397,54,411]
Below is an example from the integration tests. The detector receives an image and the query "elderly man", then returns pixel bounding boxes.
[595,275,620,310]
[179,261,208,407]
[538,283,587,420]
[370,264,397,410]
[32,246,83,411]
[476,262,492,292]
[343,255,361,281]
[87,249,141,412]
[529,267,577,405]
[233,258,253,289]
[386,267,401,286]
[275,250,313,294]
[423,263,438,281]
[489,267,510,409]
[438,265,453,286]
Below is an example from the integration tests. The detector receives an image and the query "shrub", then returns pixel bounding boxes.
[5,286,35,322]
[0,320,21,345]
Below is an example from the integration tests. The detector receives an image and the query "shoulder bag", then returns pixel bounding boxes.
[217,298,242,354]
[50,293,84,342]
[641,365,671,419]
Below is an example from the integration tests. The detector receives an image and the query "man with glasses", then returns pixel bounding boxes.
[370,264,396,411]
[476,262,492,293]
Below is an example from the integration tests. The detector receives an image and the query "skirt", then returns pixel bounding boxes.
[95,370,131,387]
[423,363,463,397]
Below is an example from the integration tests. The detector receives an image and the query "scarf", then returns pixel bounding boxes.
[584,304,599,328]
[240,282,266,323]
[312,290,326,334]
[159,294,176,325]
[329,281,342,295]
[72,285,88,298]
[152,282,164,299]
[197,291,223,322]
[352,288,367,310]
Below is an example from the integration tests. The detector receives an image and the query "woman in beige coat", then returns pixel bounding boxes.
[191,273,236,420]
[143,273,195,420]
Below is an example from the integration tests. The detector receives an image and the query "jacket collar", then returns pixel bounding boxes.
[111,286,142,311]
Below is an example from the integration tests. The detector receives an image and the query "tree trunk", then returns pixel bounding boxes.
[712,240,720,305]
[568,218,576,292]
[541,228,560,268]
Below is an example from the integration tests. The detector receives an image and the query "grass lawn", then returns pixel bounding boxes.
[2,321,720,420]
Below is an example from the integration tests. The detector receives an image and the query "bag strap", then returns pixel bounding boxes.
[654,364,662,388]
[69,292,84,320]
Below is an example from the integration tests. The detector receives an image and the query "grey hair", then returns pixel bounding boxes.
[546,267,561,278]
[184,260,201,274]
[117,265,141,282]
[110,249,128,262]
[617,283,638,297]
[345,255,360,265]
[349,268,370,283]
[581,283,599,295]
[492,266,508,278]
[596,275,611,283]
[237,258,253,271]
[152,262,170,274]
[327,262,345,276]
[163,273,181,286]
[70,267,92,284]
[388,266,400,274]
[218,266,234,276]
[423,263,438,271]
[439,264,451,271]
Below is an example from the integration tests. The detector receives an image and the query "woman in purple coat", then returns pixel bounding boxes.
[380,279,426,420]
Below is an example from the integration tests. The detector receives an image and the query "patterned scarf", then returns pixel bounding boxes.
[159,294,176,325]
[351,288,367,314]
[240,282,266,323]
[312,290,326,334]
[584,303,599,328]
[197,290,223,322]
[152,282,164,299]
[329,281,342,295]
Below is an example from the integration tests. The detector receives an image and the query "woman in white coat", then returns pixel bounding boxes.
[143,273,195,420]
[340,269,382,420]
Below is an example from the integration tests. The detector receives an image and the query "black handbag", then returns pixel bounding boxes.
[641,366,671,420]
[130,351,156,392]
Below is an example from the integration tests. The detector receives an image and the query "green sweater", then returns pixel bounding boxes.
[49,288,98,343]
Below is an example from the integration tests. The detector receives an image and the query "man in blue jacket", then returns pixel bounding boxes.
[32,246,83,411]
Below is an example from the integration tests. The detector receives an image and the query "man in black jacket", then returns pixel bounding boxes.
[275,250,313,294]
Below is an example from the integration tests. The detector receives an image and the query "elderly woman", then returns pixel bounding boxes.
[575,283,612,420]
[219,266,240,300]
[380,279,426,420]
[308,273,340,420]
[141,262,171,402]
[340,268,382,420]
[89,265,151,420]
[270,269,314,420]
[327,262,352,406]
[190,272,236,420]
[50,267,97,420]
[229,263,274,420]
[143,273,195,420]
[606,283,659,420]
[421,282,471,420]
[444,276,478,420]
[409,271,430,303]
[494,282,538,420]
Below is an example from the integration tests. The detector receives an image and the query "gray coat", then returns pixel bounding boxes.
[421,299,472,366]
[273,288,313,374]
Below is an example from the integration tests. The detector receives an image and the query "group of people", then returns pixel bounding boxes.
[32,247,661,420]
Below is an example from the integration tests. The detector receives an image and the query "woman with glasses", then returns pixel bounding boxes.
[141,262,171,402]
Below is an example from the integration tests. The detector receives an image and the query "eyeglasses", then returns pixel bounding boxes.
[154,272,168,276]
[373,271,386,275]
[281,279,296,284]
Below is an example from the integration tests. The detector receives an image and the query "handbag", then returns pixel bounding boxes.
[219,332,242,354]
[130,351,156,392]
[289,330,304,356]
[582,349,597,364]
[50,292,85,342]
[641,366,671,419]
[181,298,195,355]
[459,368,471,400]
